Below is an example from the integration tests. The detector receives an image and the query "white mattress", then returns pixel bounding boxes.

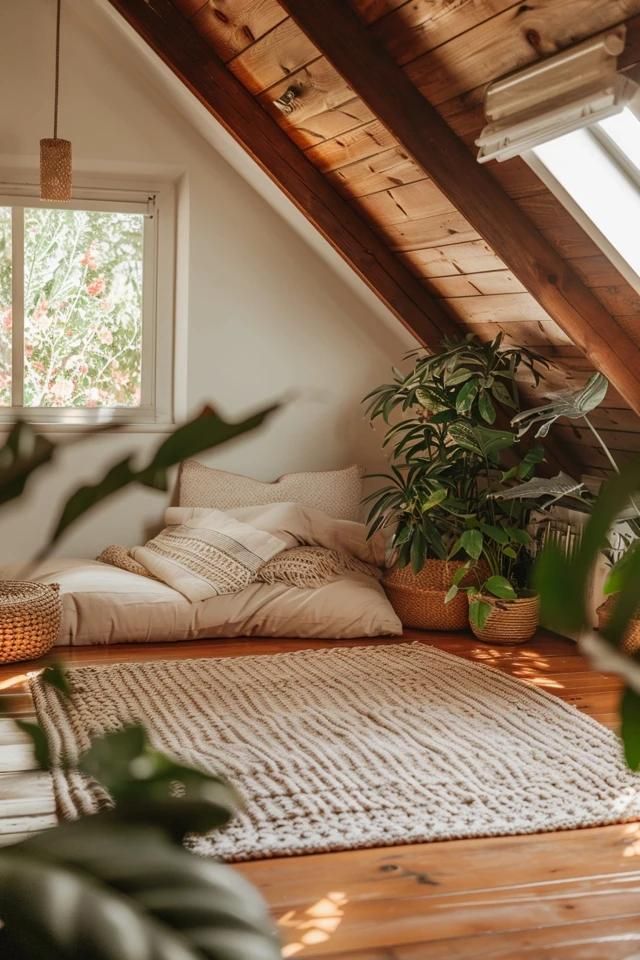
[3,558,402,646]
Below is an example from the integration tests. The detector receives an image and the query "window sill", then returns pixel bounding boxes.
[0,419,176,436]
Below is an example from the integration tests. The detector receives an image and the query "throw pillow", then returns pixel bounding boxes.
[177,461,363,521]
[132,510,287,602]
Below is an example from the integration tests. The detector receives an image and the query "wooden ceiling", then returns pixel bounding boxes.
[111,0,640,477]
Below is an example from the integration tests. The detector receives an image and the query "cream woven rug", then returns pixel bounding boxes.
[30,643,640,861]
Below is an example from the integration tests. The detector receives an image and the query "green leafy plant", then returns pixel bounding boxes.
[363,335,549,605]
[0,403,282,958]
[534,457,640,768]
[0,671,280,959]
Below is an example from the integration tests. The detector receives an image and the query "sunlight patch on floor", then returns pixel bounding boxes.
[0,672,29,691]
[279,891,347,957]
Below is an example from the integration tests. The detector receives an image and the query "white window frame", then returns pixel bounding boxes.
[0,175,176,429]
[523,97,640,299]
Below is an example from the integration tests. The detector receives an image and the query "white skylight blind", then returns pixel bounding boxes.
[476,27,633,164]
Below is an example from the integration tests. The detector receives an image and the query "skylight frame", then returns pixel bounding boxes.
[523,98,640,299]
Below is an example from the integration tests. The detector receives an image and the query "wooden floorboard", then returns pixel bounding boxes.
[0,629,637,957]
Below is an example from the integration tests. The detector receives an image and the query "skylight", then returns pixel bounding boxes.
[529,106,640,286]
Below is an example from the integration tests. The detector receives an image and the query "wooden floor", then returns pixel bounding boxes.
[1,630,639,959]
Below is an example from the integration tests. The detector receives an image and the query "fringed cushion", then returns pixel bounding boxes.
[131,510,287,602]
[97,545,156,580]
[257,546,381,589]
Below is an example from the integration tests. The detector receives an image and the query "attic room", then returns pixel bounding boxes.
[2,0,640,956]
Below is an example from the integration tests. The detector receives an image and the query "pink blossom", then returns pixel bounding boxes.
[1,309,11,331]
[80,248,97,270]
[51,378,74,402]
[87,277,105,297]
[97,327,113,345]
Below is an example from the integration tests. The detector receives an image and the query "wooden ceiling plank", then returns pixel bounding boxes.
[405,0,640,108]
[386,213,479,251]
[356,179,456,225]
[189,0,287,62]
[427,271,525,298]
[227,17,318,95]
[442,293,559,328]
[280,0,640,417]
[110,0,459,349]
[304,120,397,173]
[371,0,518,67]
[404,241,507,278]
[328,146,424,198]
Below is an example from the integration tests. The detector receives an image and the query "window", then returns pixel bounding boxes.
[0,183,174,426]
[528,105,640,290]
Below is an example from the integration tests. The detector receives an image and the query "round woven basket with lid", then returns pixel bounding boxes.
[0,581,62,663]
[469,593,539,645]
[384,559,483,631]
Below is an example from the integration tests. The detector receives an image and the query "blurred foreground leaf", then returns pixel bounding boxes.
[0,819,280,960]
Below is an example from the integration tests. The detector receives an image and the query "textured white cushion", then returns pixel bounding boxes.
[132,510,286,602]
[9,559,402,645]
[178,461,363,521]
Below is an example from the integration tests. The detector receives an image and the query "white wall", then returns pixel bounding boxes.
[0,0,416,563]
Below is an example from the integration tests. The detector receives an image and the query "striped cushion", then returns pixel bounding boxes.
[132,510,287,602]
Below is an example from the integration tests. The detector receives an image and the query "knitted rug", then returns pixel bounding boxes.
[30,642,640,862]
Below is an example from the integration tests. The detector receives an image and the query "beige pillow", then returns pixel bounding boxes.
[132,510,287,602]
[178,461,363,521]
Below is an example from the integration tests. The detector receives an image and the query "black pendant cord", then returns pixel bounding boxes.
[53,0,61,139]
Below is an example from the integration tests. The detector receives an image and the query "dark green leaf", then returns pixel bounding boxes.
[484,575,517,600]
[455,379,479,415]
[478,391,496,425]
[461,529,483,561]
[40,405,279,556]
[15,720,49,770]
[0,819,280,960]
[40,662,71,699]
[469,599,493,630]
[621,686,640,770]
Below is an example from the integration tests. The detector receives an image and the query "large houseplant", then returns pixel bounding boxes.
[0,406,283,959]
[363,334,550,633]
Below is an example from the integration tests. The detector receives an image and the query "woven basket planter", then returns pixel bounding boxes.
[469,593,539,645]
[0,581,62,664]
[597,595,640,653]
[384,560,482,631]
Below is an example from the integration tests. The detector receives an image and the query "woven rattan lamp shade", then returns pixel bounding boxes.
[40,137,72,201]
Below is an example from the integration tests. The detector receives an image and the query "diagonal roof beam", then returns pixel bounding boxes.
[107,0,460,349]
[280,0,640,419]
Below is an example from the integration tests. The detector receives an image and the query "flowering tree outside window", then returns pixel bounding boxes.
[0,208,11,407]
[24,208,144,408]
[0,205,145,410]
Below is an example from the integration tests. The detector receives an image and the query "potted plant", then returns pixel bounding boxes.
[363,334,548,630]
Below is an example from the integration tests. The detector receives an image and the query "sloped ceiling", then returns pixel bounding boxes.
[110,0,640,477]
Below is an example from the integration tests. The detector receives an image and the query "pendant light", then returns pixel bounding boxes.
[40,0,72,201]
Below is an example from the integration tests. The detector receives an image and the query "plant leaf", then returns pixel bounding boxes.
[461,529,483,561]
[478,391,496,425]
[0,819,281,960]
[15,720,50,770]
[444,584,459,604]
[40,405,279,557]
[621,686,640,770]
[469,599,493,630]
[484,575,517,600]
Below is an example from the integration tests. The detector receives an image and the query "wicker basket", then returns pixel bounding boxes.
[597,595,640,653]
[384,560,482,631]
[0,581,62,664]
[469,593,539,645]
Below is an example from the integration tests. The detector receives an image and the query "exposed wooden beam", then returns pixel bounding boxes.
[280,0,640,419]
[107,0,460,350]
